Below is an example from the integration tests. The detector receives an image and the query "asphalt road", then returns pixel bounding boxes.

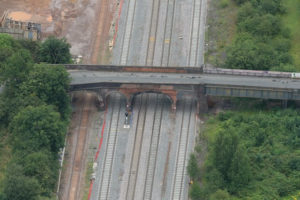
[69,71,300,90]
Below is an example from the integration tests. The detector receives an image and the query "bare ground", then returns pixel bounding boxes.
[0,0,118,63]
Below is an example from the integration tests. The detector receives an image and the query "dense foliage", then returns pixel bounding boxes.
[0,34,71,199]
[189,109,300,199]
[225,0,295,71]
[40,37,72,64]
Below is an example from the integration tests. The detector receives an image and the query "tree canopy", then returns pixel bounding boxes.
[225,0,294,71]
[0,34,71,199]
[40,36,72,64]
[189,109,300,199]
[10,105,66,154]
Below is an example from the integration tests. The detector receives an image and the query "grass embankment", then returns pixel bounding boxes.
[282,0,300,71]
[205,0,238,66]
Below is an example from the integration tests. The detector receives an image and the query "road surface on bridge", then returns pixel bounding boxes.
[69,71,300,90]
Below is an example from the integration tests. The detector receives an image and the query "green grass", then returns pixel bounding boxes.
[282,0,300,71]
[82,161,93,200]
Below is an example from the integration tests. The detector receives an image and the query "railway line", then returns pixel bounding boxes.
[120,0,137,65]
[96,94,121,200]
[66,94,91,200]
[115,0,206,67]
[143,95,164,200]
[162,0,176,66]
[62,95,84,200]
[188,0,202,66]
[171,99,193,200]
[146,0,160,66]
[90,0,205,199]
[126,94,148,200]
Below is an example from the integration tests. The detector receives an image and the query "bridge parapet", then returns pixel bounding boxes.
[65,64,203,74]
[65,64,296,79]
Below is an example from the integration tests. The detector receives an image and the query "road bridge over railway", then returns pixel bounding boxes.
[66,65,300,111]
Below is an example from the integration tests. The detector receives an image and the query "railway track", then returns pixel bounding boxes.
[96,94,121,200]
[188,0,202,67]
[120,0,137,65]
[126,94,149,200]
[145,0,161,65]
[161,0,176,67]
[89,0,205,199]
[66,94,91,200]
[62,95,83,200]
[143,95,165,200]
[170,99,193,200]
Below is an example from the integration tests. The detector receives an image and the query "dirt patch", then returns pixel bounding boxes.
[1,0,118,63]
[8,11,32,21]
[90,0,117,64]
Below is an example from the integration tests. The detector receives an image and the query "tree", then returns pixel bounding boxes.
[258,0,285,14]
[18,39,41,63]
[3,164,41,200]
[187,153,200,180]
[225,34,281,70]
[21,151,59,196]
[1,49,33,87]
[20,64,71,120]
[40,36,72,64]
[233,0,248,5]
[212,126,239,182]
[228,145,252,193]
[0,34,20,63]
[10,105,66,154]
[238,14,281,37]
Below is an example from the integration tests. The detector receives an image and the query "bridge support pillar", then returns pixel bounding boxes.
[197,85,208,114]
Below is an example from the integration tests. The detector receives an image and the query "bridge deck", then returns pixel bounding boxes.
[69,70,300,90]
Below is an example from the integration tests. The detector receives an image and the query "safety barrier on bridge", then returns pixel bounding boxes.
[65,64,296,79]
[65,64,203,74]
[203,68,292,78]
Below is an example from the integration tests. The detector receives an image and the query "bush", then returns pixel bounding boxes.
[187,153,201,180]
[189,182,202,200]
[209,189,231,200]
[219,0,229,8]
